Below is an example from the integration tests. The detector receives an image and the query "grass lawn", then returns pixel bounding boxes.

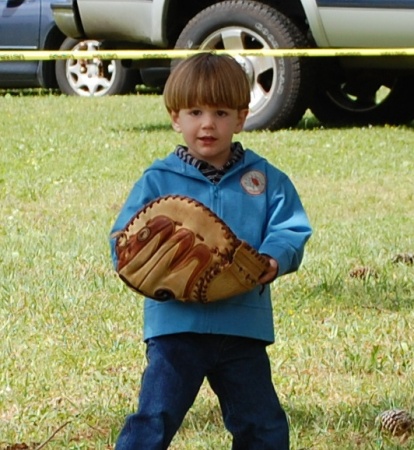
[0,92,413,449]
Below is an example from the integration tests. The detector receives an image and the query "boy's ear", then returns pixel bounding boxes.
[170,111,181,132]
[235,109,249,133]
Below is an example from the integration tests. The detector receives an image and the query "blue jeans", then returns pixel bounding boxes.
[115,333,289,450]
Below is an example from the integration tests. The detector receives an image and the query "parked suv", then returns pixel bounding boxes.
[0,0,138,96]
[51,0,414,129]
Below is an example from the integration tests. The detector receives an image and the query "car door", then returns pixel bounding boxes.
[0,0,41,85]
[304,0,414,47]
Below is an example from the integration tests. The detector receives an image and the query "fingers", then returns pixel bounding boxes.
[259,258,278,284]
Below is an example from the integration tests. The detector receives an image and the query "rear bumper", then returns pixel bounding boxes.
[51,2,85,39]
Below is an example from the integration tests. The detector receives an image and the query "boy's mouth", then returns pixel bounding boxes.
[199,136,217,143]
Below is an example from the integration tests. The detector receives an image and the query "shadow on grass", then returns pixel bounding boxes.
[296,115,323,130]
[114,123,172,133]
[117,116,414,134]
[0,88,61,97]
[296,112,414,131]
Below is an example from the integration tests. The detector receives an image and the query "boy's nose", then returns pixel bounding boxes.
[201,113,216,128]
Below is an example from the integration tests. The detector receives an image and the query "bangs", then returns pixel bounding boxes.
[176,67,249,109]
[164,53,251,112]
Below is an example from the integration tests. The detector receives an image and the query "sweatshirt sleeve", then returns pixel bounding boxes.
[259,172,312,277]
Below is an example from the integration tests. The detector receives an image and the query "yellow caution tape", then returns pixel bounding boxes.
[1,48,414,61]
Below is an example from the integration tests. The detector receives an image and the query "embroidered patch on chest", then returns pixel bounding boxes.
[240,170,266,195]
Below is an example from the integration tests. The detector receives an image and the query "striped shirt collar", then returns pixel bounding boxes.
[174,142,244,184]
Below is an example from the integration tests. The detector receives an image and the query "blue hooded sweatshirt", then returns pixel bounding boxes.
[110,148,312,343]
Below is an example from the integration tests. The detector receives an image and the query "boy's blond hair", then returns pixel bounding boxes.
[163,53,251,113]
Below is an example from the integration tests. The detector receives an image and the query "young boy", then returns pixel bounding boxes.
[110,52,312,450]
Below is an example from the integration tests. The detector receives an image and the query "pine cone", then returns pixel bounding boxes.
[392,253,414,265]
[349,266,378,279]
[377,409,414,443]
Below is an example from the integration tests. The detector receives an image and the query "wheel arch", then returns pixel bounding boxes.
[164,0,213,46]
[164,0,310,47]
[38,25,67,89]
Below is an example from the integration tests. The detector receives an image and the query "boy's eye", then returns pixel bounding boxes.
[216,110,228,117]
[189,109,201,116]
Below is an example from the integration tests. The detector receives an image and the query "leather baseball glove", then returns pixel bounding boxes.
[113,195,269,303]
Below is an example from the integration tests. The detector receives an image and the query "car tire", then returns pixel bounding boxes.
[310,63,414,126]
[174,0,314,131]
[55,38,138,96]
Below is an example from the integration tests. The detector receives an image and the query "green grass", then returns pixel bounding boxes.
[0,92,413,449]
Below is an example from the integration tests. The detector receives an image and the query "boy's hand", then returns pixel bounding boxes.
[259,257,279,284]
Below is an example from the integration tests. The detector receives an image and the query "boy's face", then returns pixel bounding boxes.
[170,106,249,169]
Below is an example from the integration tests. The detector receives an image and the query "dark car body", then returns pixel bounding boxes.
[0,0,139,96]
[0,0,64,89]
